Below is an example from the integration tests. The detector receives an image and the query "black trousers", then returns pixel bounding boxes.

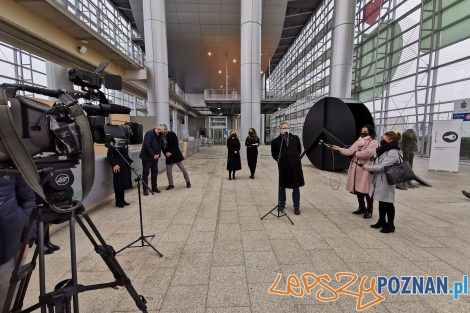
[403,152,414,168]
[115,190,125,205]
[142,160,158,191]
[357,193,374,209]
[377,201,395,226]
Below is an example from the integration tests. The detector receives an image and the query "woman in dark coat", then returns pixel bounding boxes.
[245,128,260,179]
[271,123,305,215]
[226,130,241,180]
[107,145,133,207]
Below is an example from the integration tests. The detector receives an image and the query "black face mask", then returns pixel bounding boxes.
[360,133,369,138]
[249,132,253,135]
[380,139,387,146]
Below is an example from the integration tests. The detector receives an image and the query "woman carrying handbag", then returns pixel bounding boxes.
[363,131,402,233]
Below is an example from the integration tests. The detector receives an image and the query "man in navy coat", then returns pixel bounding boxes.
[139,127,162,195]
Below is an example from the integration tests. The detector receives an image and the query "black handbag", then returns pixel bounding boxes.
[384,152,416,185]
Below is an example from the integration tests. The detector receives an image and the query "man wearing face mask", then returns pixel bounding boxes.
[270,122,305,215]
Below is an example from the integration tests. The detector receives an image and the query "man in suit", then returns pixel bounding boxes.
[157,124,191,190]
[271,122,305,215]
[139,127,162,195]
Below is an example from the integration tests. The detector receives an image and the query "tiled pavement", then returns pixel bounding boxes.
[22,146,470,312]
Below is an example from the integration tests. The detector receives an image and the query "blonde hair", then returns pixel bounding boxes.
[384,131,402,143]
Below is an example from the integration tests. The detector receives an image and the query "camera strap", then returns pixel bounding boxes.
[0,88,94,212]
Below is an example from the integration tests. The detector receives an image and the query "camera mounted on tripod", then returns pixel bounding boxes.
[0,61,143,213]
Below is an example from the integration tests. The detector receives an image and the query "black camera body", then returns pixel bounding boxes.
[0,62,143,210]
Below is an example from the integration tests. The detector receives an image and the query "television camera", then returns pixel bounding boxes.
[0,62,148,312]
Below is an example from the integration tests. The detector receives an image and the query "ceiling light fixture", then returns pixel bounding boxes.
[218,70,222,74]
[208,51,212,56]
[233,59,237,63]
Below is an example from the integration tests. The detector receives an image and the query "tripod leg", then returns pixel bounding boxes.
[141,237,163,257]
[75,211,148,312]
[260,205,279,220]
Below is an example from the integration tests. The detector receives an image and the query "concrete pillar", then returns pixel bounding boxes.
[171,109,178,135]
[143,0,170,126]
[329,0,356,99]
[183,115,189,139]
[241,0,262,146]
[46,61,73,91]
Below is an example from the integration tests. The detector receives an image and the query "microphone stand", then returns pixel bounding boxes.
[111,146,163,257]
[261,135,294,225]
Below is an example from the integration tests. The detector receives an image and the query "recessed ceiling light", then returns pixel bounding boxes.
[233,59,237,63]
[208,51,212,56]
[218,70,222,74]
[220,85,223,88]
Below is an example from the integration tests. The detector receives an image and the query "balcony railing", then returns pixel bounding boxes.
[204,89,297,101]
[54,0,145,66]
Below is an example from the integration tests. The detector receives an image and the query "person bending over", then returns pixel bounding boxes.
[158,124,191,190]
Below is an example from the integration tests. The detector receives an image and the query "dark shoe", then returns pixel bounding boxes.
[396,184,407,190]
[46,242,60,251]
[406,181,417,188]
[380,225,395,233]
[363,208,373,219]
[278,206,285,212]
[123,201,130,206]
[250,175,254,179]
[116,203,125,208]
[143,190,149,196]
[233,174,236,180]
[462,190,470,199]
[166,185,175,190]
[44,246,54,255]
[186,182,191,188]
[370,221,384,228]
[352,206,366,214]
[152,188,161,193]
[294,208,300,215]
[229,176,232,180]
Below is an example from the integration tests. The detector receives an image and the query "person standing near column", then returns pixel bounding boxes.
[227,130,241,180]
[158,124,191,190]
[107,145,133,207]
[245,128,260,179]
[139,127,162,195]
[271,122,305,215]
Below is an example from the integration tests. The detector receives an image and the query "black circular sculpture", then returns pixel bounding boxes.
[302,97,374,172]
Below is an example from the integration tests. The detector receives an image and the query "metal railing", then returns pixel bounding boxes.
[54,0,145,66]
[204,89,297,101]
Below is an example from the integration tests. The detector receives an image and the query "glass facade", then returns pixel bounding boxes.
[268,0,470,159]
[0,40,146,114]
[267,0,334,141]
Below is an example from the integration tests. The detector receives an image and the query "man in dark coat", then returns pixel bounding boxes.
[0,176,36,309]
[158,124,191,190]
[139,127,162,195]
[107,145,133,207]
[271,122,305,215]
[398,128,418,189]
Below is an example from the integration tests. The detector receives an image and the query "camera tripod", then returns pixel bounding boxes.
[2,203,148,313]
[111,147,162,257]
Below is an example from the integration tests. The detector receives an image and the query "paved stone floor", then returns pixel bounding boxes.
[22,146,470,312]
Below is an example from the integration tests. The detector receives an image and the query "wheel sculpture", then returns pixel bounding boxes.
[302,97,374,172]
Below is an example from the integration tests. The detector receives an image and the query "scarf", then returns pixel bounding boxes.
[161,131,168,149]
[376,141,399,157]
